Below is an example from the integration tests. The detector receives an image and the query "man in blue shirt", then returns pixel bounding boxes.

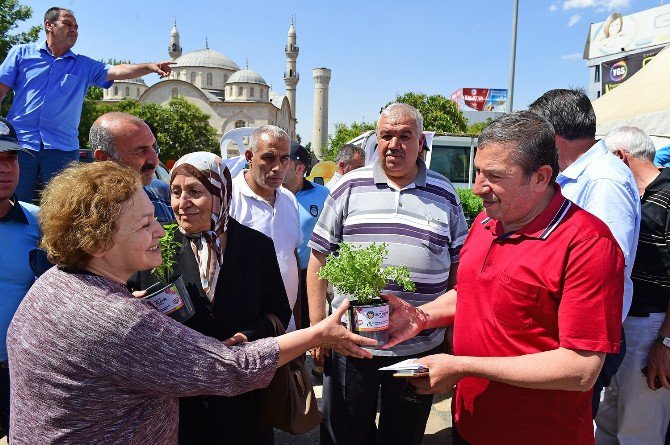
[0,116,41,436]
[283,141,330,330]
[90,112,174,224]
[0,6,174,202]
[654,144,670,167]
[529,88,641,419]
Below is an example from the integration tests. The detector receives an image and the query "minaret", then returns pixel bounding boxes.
[312,68,331,160]
[168,20,182,60]
[284,17,299,120]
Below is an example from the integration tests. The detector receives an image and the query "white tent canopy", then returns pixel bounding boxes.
[593,46,670,147]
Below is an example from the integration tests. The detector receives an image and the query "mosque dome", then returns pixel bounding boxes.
[227,69,268,86]
[175,48,240,71]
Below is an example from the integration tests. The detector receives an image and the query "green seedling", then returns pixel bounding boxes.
[152,223,182,286]
[318,242,415,304]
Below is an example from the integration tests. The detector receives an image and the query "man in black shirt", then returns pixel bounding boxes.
[596,126,670,444]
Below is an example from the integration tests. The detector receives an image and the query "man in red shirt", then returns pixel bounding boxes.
[384,111,624,444]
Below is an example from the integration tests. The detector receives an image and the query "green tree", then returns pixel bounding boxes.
[0,0,41,116]
[136,98,218,161]
[384,92,467,134]
[323,121,376,161]
[79,98,218,162]
[466,118,494,135]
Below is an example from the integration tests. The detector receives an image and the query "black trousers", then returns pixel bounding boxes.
[320,347,440,445]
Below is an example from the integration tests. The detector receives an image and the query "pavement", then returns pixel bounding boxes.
[275,355,454,445]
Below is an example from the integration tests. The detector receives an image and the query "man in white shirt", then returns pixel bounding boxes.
[230,125,302,330]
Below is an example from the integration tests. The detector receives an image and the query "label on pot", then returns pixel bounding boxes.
[353,305,389,332]
[146,284,184,315]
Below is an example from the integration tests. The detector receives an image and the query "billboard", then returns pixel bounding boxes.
[601,48,662,94]
[450,88,508,112]
[585,4,670,59]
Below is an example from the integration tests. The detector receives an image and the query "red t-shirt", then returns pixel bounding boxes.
[453,188,623,445]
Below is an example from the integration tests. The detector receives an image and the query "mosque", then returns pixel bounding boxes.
[101,20,300,142]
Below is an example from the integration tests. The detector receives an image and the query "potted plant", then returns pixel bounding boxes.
[143,223,195,323]
[318,243,415,345]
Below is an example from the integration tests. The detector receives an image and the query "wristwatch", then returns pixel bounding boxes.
[657,334,670,348]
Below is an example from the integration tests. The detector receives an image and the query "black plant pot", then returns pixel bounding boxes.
[345,298,390,347]
[144,276,195,323]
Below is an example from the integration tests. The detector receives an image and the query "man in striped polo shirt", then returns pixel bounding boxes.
[596,127,670,444]
[307,103,469,445]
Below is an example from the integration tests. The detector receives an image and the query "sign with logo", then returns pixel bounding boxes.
[601,49,661,94]
[450,88,508,112]
[586,4,670,59]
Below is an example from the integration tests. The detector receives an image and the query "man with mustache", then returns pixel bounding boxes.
[90,112,174,224]
[230,125,302,332]
[0,6,173,202]
[383,111,624,444]
[307,103,468,445]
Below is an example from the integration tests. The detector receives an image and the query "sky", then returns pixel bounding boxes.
[16,0,665,144]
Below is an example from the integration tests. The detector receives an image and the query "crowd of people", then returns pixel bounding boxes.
[0,5,668,445]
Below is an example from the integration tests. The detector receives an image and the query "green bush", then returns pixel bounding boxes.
[456,188,483,221]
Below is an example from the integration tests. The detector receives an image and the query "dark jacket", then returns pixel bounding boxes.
[130,217,291,445]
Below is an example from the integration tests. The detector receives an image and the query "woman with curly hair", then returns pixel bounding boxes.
[6,161,375,444]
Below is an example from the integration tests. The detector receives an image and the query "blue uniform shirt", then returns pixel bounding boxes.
[0,197,40,361]
[654,145,670,167]
[0,42,112,151]
[295,179,330,269]
[144,179,175,224]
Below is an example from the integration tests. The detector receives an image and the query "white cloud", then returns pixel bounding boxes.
[563,0,595,9]
[550,4,558,12]
[561,52,582,60]
[567,14,581,27]
[562,0,630,10]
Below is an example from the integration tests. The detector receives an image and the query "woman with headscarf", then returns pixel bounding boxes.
[7,161,375,444]
[131,152,292,444]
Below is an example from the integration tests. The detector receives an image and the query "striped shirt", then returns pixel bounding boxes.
[309,159,469,356]
[630,167,670,313]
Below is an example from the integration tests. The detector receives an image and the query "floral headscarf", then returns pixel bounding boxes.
[170,152,232,302]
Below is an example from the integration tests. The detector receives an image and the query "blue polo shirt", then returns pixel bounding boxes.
[295,179,329,269]
[144,179,175,224]
[0,42,112,152]
[0,197,40,361]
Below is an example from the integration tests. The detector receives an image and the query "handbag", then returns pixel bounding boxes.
[258,314,323,434]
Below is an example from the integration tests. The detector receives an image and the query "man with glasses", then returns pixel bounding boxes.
[90,112,174,224]
[0,116,41,437]
[0,6,174,202]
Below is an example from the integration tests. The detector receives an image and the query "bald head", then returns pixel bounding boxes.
[90,112,159,186]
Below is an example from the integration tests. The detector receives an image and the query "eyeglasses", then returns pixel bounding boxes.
[55,20,78,30]
[129,144,160,157]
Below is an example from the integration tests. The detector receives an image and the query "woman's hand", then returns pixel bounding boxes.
[381,294,428,349]
[132,290,148,299]
[223,333,248,346]
[314,301,377,359]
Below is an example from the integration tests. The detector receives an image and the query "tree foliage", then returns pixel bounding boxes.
[323,121,376,161]
[384,92,467,134]
[79,98,218,162]
[0,0,41,117]
[466,118,494,136]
